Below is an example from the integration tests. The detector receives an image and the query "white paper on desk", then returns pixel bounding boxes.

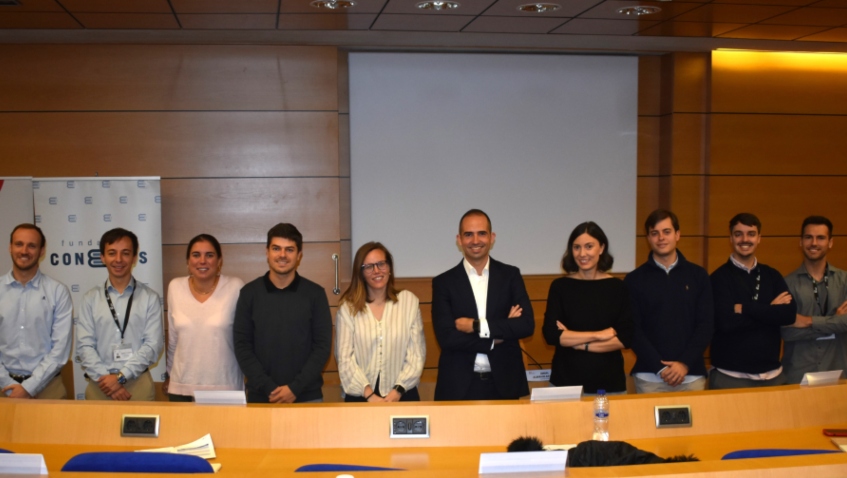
[194,390,247,405]
[479,450,567,474]
[137,433,216,459]
[801,370,842,387]
[530,385,582,402]
[0,453,48,475]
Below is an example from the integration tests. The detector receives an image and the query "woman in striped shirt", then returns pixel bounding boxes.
[336,242,426,402]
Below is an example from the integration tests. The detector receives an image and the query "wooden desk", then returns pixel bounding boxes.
[2,383,847,476]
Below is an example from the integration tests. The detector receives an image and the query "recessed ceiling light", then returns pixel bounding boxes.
[310,0,356,9]
[517,3,561,13]
[616,6,661,16]
[416,1,460,11]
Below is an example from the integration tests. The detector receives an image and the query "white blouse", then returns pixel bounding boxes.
[166,275,245,395]
[335,290,426,397]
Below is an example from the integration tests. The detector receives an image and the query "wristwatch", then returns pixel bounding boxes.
[472,319,481,334]
[116,372,127,385]
[393,385,406,395]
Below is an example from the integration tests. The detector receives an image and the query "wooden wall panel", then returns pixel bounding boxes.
[712,50,847,115]
[0,112,339,178]
[0,45,338,112]
[637,55,663,117]
[161,178,340,244]
[669,113,707,175]
[706,176,847,237]
[710,114,847,175]
[671,52,710,114]
[637,176,661,237]
[638,116,661,177]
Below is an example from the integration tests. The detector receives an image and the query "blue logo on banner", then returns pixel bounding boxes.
[84,197,93,205]
[137,181,146,188]
[103,214,111,222]
[138,213,147,222]
[68,215,76,223]
[119,196,128,204]
[49,197,57,205]
[89,250,105,267]
[71,285,79,293]
[155,196,161,204]
[33,182,40,189]
[102,181,110,188]
[66,181,75,189]
[35,215,41,223]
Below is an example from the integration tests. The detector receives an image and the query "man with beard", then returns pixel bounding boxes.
[781,216,847,383]
[710,213,797,389]
[0,224,72,399]
[233,223,332,403]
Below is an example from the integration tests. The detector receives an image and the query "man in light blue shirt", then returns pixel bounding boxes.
[0,224,73,399]
[76,228,163,401]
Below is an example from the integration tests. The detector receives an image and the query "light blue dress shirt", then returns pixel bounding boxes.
[75,277,163,381]
[0,269,73,396]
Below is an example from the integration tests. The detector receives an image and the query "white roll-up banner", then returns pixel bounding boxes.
[0,177,35,274]
[33,177,163,400]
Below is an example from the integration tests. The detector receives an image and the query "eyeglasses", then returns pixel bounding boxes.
[361,260,389,274]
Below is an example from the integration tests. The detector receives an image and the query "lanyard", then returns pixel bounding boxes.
[807,268,829,312]
[105,279,135,341]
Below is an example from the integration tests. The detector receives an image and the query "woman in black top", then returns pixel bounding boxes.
[542,222,634,394]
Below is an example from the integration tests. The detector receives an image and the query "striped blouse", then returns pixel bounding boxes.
[335,290,426,397]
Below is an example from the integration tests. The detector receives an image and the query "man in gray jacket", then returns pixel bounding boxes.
[782,216,847,384]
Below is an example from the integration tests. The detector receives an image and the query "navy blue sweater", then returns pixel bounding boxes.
[624,250,713,376]
[710,260,796,374]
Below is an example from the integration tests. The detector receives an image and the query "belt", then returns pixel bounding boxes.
[84,368,147,381]
[9,373,31,384]
[474,371,492,381]
[10,371,61,384]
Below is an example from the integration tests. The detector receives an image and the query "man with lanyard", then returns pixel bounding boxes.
[782,216,847,383]
[709,213,797,389]
[0,224,73,399]
[76,228,163,400]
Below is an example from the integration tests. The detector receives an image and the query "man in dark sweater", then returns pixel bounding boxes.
[710,213,797,389]
[233,223,333,403]
[625,209,713,393]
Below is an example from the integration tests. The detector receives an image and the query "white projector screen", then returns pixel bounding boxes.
[349,53,638,277]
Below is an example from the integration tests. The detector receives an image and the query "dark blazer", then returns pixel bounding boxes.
[432,258,535,400]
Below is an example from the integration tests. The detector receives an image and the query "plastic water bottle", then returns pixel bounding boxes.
[592,389,609,441]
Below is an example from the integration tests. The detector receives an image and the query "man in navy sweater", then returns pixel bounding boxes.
[710,213,797,389]
[625,210,713,393]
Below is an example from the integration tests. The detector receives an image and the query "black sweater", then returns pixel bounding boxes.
[710,260,796,374]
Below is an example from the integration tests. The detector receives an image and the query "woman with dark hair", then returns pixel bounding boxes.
[336,242,425,402]
[163,234,245,401]
[542,222,634,394]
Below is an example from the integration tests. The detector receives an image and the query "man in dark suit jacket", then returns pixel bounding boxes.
[432,209,535,400]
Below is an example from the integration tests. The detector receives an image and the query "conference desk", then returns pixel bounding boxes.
[3,383,847,477]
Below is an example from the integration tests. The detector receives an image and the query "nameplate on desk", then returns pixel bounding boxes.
[479,450,567,474]
[194,390,247,405]
[0,453,48,475]
[530,385,582,402]
[526,369,551,382]
[801,370,842,387]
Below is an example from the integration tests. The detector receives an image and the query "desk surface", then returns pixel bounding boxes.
[3,384,847,477]
[5,424,847,477]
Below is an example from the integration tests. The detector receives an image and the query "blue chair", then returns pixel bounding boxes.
[722,449,840,460]
[62,452,214,473]
[295,463,404,472]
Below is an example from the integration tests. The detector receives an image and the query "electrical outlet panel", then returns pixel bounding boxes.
[390,415,429,439]
[121,414,160,437]
[655,405,692,428]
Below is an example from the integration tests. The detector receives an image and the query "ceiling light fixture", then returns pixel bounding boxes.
[616,6,661,16]
[416,1,460,11]
[310,0,356,9]
[517,3,561,13]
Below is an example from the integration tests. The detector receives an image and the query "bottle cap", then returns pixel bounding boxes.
[597,389,606,395]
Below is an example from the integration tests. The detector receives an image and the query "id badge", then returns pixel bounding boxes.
[112,343,134,361]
